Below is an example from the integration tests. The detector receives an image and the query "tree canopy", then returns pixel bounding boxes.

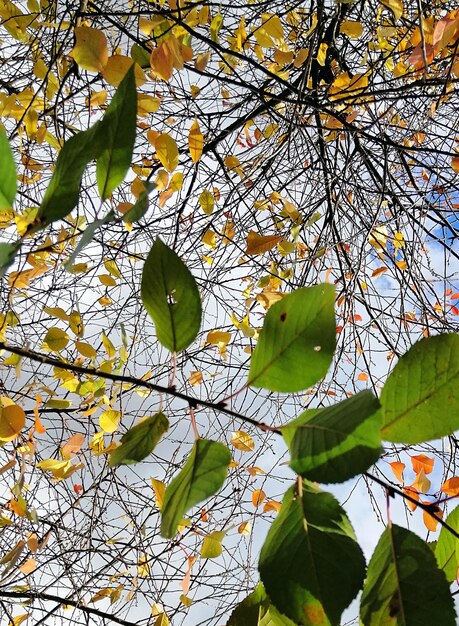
[1,0,459,625]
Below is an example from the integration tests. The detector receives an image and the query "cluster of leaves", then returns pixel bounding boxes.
[1,1,459,625]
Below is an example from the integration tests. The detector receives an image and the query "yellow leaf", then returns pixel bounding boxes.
[244,466,265,476]
[10,613,30,626]
[102,331,116,358]
[368,225,388,252]
[99,409,120,433]
[91,588,113,603]
[0,398,25,441]
[138,553,150,577]
[380,0,404,20]
[189,371,203,386]
[37,458,83,480]
[102,56,145,87]
[452,156,459,173]
[155,133,179,173]
[188,119,203,163]
[194,51,210,71]
[317,42,328,66]
[43,306,69,321]
[199,189,214,215]
[70,27,108,72]
[180,594,193,607]
[202,229,216,250]
[238,521,251,535]
[75,341,97,359]
[340,20,363,38]
[246,231,282,255]
[206,330,231,346]
[231,431,254,452]
[104,259,121,279]
[261,13,284,41]
[98,274,117,286]
[150,41,174,81]
[137,94,160,116]
[393,232,405,248]
[42,327,69,351]
[154,613,170,626]
[412,468,431,494]
[151,478,166,509]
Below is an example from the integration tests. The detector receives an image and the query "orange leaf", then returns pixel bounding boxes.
[372,266,387,277]
[252,489,266,507]
[441,476,459,496]
[0,399,26,441]
[357,372,368,381]
[390,461,405,483]
[411,454,434,475]
[423,505,442,532]
[403,486,419,511]
[452,156,459,173]
[19,557,37,574]
[61,433,85,459]
[263,500,282,513]
[245,231,282,255]
[150,40,174,81]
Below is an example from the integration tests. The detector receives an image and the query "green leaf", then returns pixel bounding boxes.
[38,121,103,226]
[0,241,20,274]
[141,238,202,352]
[0,129,17,209]
[131,44,151,68]
[96,65,137,200]
[360,524,456,626]
[227,584,296,626]
[282,391,381,483]
[247,285,336,392]
[200,530,227,559]
[259,480,365,626]
[380,334,459,443]
[160,438,231,538]
[435,506,459,583]
[108,412,169,467]
[122,182,154,224]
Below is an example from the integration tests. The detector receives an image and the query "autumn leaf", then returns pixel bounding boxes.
[231,431,254,452]
[389,461,405,483]
[246,231,282,255]
[155,133,179,173]
[441,477,459,496]
[188,119,203,163]
[411,454,434,475]
[252,489,266,507]
[70,27,109,73]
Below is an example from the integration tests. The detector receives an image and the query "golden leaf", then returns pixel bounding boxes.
[70,27,108,73]
[155,133,179,173]
[188,119,203,163]
[231,430,254,452]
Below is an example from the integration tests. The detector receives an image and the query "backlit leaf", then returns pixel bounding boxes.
[248,285,336,392]
[259,481,365,625]
[441,477,459,496]
[360,525,455,625]
[435,506,459,582]
[0,129,17,210]
[189,119,203,164]
[141,238,202,352]
[109,412,169,467]
[201,530,227,558]
[282,391,381,483]
[246,231,282,255]
[70,27,108,72]
[96,64,137,200]
[231,431,254,452]
[380,0,404,20]
[155,133,179,172]
[380,334,459,443]
[161,438,231,538]
[0,399,25,441]
[42,327,69,351]
[227,583,296,625]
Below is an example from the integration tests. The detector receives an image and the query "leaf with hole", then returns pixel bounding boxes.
[141,238,202,352]
[248,285,336,392]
